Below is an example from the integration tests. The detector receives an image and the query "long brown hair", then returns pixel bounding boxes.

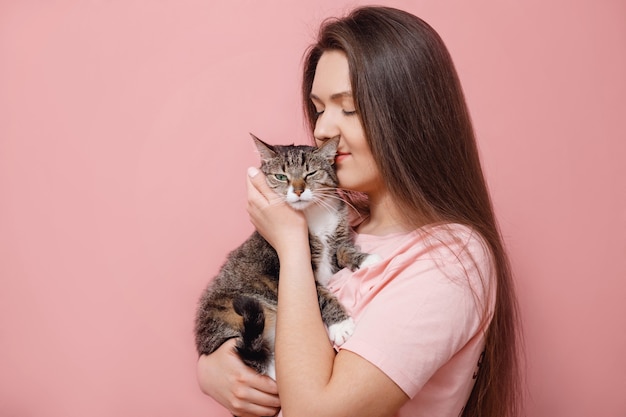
[302,6,523,417]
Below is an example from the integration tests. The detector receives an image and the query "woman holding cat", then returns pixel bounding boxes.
[197,6,522,417]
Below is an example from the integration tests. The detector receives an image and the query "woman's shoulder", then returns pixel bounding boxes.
[420,223,490,254]
[355,222,489,257]
[415,222,492,265]
[366,222,494,282]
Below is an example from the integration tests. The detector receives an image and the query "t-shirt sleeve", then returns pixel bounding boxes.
[337,233,493,398]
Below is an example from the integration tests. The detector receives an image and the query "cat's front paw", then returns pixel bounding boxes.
[359,253,382,269]
[327,318,355,346]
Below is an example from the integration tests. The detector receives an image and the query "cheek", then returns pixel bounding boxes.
[336,161,380,192]
[350,136,370,155]
[266,179,286,194]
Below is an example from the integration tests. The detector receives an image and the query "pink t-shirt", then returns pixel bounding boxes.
[329,223,495,417]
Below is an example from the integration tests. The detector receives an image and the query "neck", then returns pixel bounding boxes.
[357,191,416,236]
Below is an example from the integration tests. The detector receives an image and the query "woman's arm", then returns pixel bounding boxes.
[196,338,280,417]
[275,248,408,417]
[247,168,408,417]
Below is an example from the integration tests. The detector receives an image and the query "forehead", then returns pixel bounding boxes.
[311,50,352,99]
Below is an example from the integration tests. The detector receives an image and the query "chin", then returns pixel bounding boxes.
[288,200,313,211]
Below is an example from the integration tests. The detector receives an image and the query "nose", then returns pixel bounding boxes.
[313,111,340,143]
[292,179,305,196]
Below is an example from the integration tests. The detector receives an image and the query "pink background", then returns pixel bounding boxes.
[1,1,624,416]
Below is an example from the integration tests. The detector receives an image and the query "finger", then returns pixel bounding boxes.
[246,167,269,208]
[233,389,280,416]
[253,374,279,396]
[247,169,286,218]
[247,167,278,202]
[231,371,280,416]
[230,386,280,417]
[223,340,279,400]
[229,358,279,398]
[235,403,280,417]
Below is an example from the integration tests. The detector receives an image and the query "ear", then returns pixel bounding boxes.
[316,137,339,165]
[250,133,276,162]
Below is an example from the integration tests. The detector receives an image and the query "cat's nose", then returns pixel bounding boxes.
[293,186,305,196]
[292,179,306,196]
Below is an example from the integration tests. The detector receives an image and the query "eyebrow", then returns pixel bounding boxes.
[310,91,353,101]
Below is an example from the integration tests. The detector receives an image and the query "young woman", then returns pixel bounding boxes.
[197,6,522,417]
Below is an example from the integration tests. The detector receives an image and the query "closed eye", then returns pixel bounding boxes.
[305,171,318,179]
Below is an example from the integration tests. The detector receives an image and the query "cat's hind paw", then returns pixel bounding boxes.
[359,253,382,269]
[327,318,355,346]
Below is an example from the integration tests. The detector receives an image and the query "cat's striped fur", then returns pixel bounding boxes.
[194,135,377,379]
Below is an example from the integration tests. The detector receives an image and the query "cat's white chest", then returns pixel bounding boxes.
[307,205,340,237]
[305,204,340,286]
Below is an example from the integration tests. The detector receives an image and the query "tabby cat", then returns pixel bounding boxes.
[194,135,378,379]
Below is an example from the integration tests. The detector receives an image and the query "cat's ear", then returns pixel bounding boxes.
[317,137,340,165]
[250,133,276,162]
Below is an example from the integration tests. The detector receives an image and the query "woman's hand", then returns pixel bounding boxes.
[196,339,280,417]
[246,167,309,257]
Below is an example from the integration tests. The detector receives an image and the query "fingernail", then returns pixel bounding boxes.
[247,167,260,178]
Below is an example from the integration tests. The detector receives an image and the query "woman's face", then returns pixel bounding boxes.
[310,50,383,195]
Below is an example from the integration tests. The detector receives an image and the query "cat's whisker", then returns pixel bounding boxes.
[311,198,336,215]
[314,195,344,209]
[313,188,341,196]
[315,190,343,200]
[268,200,287,208]
[265,195,288,208]
[314,187,340,193]
[336,189,369,218]
[312,197,345,218]
[314,191,361,215]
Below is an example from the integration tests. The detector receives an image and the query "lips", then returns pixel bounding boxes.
[335,152,350,163]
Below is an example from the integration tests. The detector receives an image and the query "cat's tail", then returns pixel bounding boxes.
[232,296,271,375]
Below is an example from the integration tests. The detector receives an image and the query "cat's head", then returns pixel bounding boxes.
[251,134,339,211]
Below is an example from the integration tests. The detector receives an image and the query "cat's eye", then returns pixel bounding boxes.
[305,171,318,179]
[274,174,288,181]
